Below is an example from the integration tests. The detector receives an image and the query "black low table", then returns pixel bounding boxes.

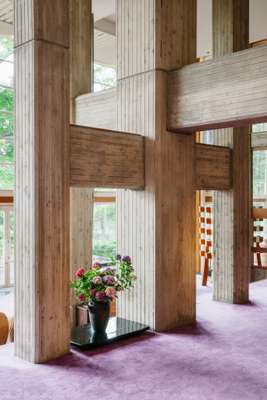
[71,317,149,350]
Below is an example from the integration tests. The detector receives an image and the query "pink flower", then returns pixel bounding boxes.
[89,289,96,297]
[92,262,101,269]
[103,275,115,285]
[93,276,102,285]
[79,294,85,302]
[95,291,107,302]
[75,267,85,278]
[105,287,116,299]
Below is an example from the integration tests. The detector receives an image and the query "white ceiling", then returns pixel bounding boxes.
[0,0,12,24]
[92,0,115,22]
[94,29,116,66]
[1,0,267,61]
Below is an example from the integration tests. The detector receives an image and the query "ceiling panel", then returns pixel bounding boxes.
[94,29,116,67]
[0,0,12,25]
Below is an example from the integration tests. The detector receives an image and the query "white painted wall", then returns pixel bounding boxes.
[0,21,12,36]
[197,0,212,58]
[197,0,267,58]
[250,0,267,43]
[92,0,115,22]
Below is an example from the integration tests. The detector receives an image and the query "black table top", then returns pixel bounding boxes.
[71,317,149,350]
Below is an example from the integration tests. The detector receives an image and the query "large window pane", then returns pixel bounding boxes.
[0,164,14,189]
[93,202,116,264]
[94,63,116,92]
[0,138,13,164]
[0,113,13,138]
[253,150,267,203]
[9,210,14,285]
[252,123,267,134]
[0,88,13,113]
[253,150,267,252]
[0,211,4,286]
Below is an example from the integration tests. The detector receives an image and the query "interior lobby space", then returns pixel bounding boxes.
[1,0,267,399]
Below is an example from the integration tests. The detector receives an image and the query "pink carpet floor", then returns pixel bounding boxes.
[1,280,267,400]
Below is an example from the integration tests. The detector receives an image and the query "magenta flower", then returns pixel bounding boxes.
[79,294,85,302]
[105,287,116,299]
[95,291,107,302]
[92,276,102,285]
[116,254,122,261]
[75,267,85,278]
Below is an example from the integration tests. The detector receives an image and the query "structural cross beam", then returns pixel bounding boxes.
[70,125,232,191]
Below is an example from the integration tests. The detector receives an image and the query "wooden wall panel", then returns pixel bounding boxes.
[232,127,251,302]
[70,125,145,189]
[195,144,232,190]
[213,0,249,56]
[70,188,93,324]
[69,0,94,327]
[211,0,251,304]
[154,72,196,329]
[168,45,267,132]
[75,89,117,130]
[116,0,197,330]
[15,0,69,47]
[117,72,156,328]
[15,0,70,363]
[70,0,92,121]
[155,0,197,70]
[15,41,36,362]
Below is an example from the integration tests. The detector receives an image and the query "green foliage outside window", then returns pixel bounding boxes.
[94,63,116,92]
[0,36,14,190]
[93,203,116,259]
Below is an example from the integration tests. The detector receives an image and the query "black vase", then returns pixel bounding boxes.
[88,301,110,333]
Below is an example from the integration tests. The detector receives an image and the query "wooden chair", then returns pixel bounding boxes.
[252,208,267,270]
[199,203,213,286]
[0,312,9,345]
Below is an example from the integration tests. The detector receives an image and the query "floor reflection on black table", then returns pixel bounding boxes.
[71,317,149,349]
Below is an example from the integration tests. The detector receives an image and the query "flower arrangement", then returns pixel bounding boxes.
[71,255,136,304]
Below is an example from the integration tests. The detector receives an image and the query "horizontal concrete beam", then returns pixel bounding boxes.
[168,46,267,132]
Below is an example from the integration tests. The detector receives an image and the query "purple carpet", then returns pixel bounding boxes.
[1,280,267,400]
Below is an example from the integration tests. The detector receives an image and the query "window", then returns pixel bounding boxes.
[0,36,14,190]
[93,190,116,265]
[0,206,14,287]
[253,150,267,205]
[252,123,267,134]
[94,63,116,92]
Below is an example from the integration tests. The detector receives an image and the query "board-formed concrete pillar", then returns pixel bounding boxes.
[116,0,197,330]
[15,0,70,362]
[69,0,94,326]
[212,0,251,303]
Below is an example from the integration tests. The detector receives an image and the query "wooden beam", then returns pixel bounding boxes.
[0,196,13,204]
[70,125,145,189]
[15,0,70,362]
[167,45,267,132]
[253,208,267,219]
[195,144,232,190]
